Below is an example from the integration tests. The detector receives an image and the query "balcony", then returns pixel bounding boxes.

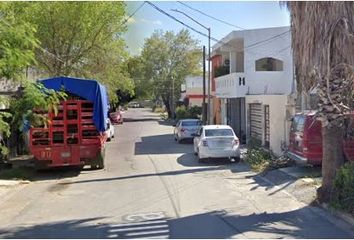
[215,72,248,98]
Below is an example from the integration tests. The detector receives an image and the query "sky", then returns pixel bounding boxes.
[123,1,291,56]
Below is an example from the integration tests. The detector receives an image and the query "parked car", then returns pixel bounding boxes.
[174,119,202,143]
[193,125,241,163]
[287,111,354,165]
[110,111,123,124]
[105,119,115,141]
[128,101,141,108]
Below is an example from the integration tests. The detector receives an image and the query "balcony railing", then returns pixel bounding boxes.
[215,72,248,98]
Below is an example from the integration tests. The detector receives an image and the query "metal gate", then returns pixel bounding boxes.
[226,98,246,143]
[249,103,262,142]
[264,105,270,148]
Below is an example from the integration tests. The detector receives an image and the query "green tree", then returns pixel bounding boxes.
[0,3,38,156]
[285,2,354,202]
[15,2,134,104]
[126,56,153,101]
[141,29,202,117]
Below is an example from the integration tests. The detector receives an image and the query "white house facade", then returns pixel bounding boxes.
[212,26,295,155]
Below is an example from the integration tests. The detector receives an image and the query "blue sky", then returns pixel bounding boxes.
[124,1,290,55]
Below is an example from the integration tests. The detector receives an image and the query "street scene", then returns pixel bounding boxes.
[0,1,354,239]
[0,109,353,238]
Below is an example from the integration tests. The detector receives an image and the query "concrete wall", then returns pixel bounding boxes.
[245,95,292,155]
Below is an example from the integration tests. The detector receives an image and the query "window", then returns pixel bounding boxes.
[205,129,234,137]
[181,120,201,127]
[255,57,283,71]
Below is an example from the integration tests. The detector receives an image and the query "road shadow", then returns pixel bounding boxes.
[123,118,158,123]
[177,153,239,167]
[60,166,226,185]
[135,134,192,155]
[1,207,352,238]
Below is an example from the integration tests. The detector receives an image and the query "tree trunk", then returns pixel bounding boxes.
[162,96,171,119]
[318,124,345,203]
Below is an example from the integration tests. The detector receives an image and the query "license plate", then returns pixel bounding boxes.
[61,152,71,158]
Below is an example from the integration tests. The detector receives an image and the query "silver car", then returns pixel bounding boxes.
[193,125,241,163]
[174,119,202,143]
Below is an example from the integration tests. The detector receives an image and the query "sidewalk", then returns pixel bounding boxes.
[260,165,354,227]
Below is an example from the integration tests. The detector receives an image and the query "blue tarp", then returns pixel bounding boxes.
[40,76,108,132]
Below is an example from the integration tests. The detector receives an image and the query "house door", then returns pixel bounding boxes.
[264,105,270,148]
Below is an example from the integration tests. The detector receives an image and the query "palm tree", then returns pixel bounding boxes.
[285,2,354,202]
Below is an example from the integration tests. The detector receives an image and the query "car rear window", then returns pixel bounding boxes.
[205,129,234,137]
[181,121,201,127]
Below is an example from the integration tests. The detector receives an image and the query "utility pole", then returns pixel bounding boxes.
[202,46,206,125]
[171,9,211,124]
[207,28,211,125]
[171,76,175,120]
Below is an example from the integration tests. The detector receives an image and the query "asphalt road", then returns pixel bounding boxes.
[0,108,353,238]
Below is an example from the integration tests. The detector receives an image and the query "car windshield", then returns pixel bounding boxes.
[181,121,201,127]
[205,129,234,137]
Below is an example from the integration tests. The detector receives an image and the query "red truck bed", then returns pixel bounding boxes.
[30,100,107,169]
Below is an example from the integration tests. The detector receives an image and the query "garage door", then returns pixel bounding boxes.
[249,103,262,141]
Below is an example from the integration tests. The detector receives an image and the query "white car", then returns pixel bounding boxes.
[105,119,115,141]
[193,125,241,163]
[174,119,202,143]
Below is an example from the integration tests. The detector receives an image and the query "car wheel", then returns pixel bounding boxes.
[107,137,111,142]
[197,150,205,163]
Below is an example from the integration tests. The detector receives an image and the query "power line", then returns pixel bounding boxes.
[121,2,146,26]
[177,1,245,30]
[245,30,290,49]
[146,1,290,57]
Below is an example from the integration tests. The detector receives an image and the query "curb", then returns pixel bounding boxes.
[321,203,354,227]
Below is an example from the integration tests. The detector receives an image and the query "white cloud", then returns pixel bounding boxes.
[140,18,163,26]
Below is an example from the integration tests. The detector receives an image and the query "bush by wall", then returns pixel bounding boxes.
[331,162,354,215]
[175,105,202,120]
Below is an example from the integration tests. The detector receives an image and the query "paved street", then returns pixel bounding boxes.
[0,108,353,238]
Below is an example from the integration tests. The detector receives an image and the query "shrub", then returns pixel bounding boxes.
[188,106,202,119]
[331,163,354,215]
[244,147,272,172]
[175,105,188,120]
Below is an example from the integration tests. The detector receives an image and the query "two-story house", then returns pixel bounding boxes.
[182,75,209,107]
[211,26,296,155]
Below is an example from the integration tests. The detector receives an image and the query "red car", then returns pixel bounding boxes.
[287,111,354,165]
[109,111,123,124]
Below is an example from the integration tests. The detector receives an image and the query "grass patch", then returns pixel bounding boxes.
[0,166,35,181]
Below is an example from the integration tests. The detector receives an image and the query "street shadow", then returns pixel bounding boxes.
[123,118,158,123]
[60,166,225,185]
[1,207,352,238]
[157,120,174,126]
[135,134,192,155]
[0,165,81,182]
[177,153,239,167]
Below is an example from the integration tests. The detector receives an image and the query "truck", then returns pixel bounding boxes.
[29,77,109,169]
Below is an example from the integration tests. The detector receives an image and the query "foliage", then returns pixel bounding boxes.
[13,2,134,104]
[331,162,354,214]
[141,29,202,117]
[175,105,202,120]
[244,147,272,172]
[126,56,152,100]
[0,3,38,82]
[10,82,67,131]
[244,137,292,172]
